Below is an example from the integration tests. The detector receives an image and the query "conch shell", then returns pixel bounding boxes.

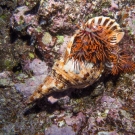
[26,16,135,104]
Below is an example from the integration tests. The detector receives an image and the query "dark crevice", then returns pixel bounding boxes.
[24,1,40,15]
[12,63,22,72]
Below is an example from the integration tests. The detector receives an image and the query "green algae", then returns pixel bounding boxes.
[56,35,64,45]
[28,52,35,59]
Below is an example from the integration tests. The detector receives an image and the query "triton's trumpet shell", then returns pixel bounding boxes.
[26,16,135,104]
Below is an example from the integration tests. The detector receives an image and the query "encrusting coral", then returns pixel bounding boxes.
[26,16,135,104]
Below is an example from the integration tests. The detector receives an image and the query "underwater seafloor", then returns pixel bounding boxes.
[0,0,135,135]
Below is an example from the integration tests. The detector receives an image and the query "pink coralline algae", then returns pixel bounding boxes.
[127,15,135,35]
[45,124,75,135]
[64,112,86,132]
[38,0,64,19]
[10,6,38,33]
[101,96,122,108]
[15,74,47,98]
[29,58,48,76]
[99,96,123,121]
[49,16,74,34]
[47,95,70,104]
[15,59,49,97]
[110,0,118,10]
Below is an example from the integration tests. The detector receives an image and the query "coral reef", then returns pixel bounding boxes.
[0,0,135,135]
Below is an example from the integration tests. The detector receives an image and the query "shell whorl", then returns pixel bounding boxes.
[26,52,103,104]
[26,16,135,104]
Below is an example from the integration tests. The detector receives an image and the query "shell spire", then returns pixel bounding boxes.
[26,16,135,104]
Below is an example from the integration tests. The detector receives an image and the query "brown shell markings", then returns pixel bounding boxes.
[26,16,135,104]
